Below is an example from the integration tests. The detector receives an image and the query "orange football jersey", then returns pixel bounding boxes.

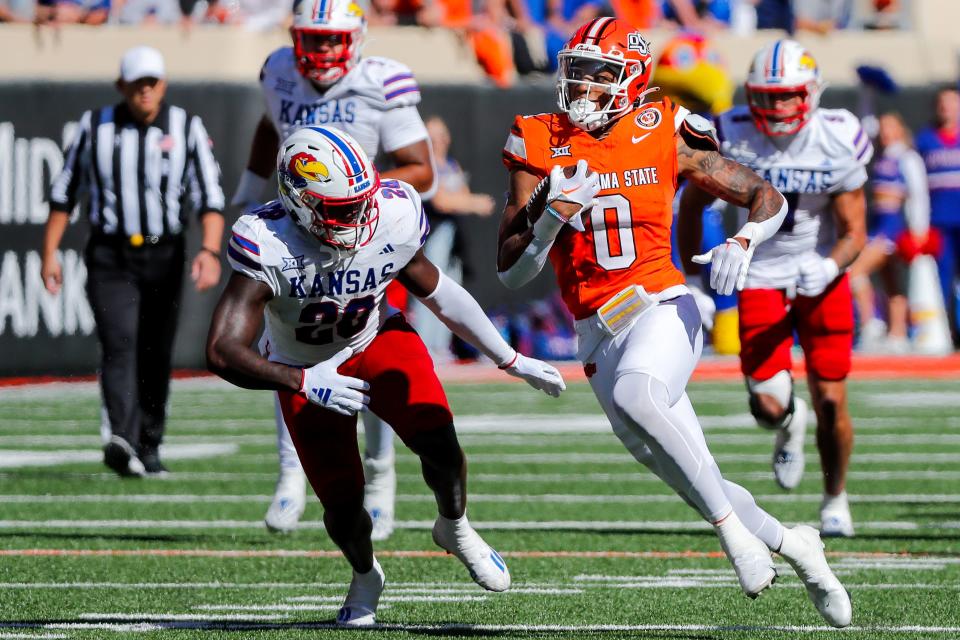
[502,99,688,320]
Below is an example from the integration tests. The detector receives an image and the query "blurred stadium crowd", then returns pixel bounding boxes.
[1,0,907,87]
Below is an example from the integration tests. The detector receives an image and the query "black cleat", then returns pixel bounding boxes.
[103,436,145,478]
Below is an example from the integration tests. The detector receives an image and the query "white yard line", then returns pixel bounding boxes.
[5,431,960,447]
[0,518,955,531]
[2,492,959,505]
[34,620,960,634]
[0,443,237,470]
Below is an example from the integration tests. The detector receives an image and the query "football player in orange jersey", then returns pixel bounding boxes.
[497,18,851,627]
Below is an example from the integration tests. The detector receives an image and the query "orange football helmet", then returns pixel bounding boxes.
[556,17,655,132]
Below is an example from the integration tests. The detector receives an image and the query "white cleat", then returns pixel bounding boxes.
[715,511,776,599]
[363,452,397,542]
[432,514,511,592]
[336,557,385,627]
[820,492,855,538]
[779,525,852,628]
[773,397,808,491]
[264,468,307,534]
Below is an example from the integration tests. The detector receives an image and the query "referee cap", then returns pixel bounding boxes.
[120,46,166,82]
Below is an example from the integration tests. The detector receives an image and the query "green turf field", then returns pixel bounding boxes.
[0,376,958,639]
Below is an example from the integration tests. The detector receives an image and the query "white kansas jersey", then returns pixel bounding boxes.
[715,106,872,289]
[227,180,429,366]
[260,48,428,160]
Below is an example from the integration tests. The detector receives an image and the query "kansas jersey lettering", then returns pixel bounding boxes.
[715,106,872,289]
[260,48,428,160]
[227,180,429,365]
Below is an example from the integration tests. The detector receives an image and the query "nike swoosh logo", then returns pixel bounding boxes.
[632,133,651,144]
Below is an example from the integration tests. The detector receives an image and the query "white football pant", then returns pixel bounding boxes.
[578,293,784,549]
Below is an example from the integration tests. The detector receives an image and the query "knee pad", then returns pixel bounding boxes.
[747,371,795,430]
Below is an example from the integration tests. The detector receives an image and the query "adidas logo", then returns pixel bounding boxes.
[312,387,332,404]
[379,244,395,255]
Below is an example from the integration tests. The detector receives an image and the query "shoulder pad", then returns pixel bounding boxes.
[819,109,872,163]
[363,57,421,108]
[260,47,294,84]
[679,113,720,152]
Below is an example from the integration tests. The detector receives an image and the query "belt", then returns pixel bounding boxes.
[574,284,690,361]
[90,233,182,248]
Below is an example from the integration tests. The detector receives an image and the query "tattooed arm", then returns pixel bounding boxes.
[676,136,787,251]
[676,136,788,295]
[829,187,867,270]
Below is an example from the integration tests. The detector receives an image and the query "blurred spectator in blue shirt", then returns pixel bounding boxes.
[754,0,792,32]
[660,0,732,30]
[37,0,109,23]
[916,87,960,343]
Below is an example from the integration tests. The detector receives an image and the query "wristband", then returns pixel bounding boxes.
[497,351,519,370]
[199,247,220,258]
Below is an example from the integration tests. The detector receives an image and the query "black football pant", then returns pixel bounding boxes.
[85,236,185,455]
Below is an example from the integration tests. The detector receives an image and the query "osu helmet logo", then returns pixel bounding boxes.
[627,32,650,55]
[288,152,332,186]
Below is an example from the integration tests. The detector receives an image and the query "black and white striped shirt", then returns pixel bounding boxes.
[50,102,225,240]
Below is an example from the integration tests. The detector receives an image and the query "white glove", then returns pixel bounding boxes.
[545,159,599,232]
[693,238,754,297]
[300,347,370,416]
[501,352,566,398]
[796,253,840,298]
[687,280,716,331]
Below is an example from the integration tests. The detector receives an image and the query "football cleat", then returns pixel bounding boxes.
[363,452,396,542]
[773,397,808,490]
[820,492,855,538]
[103,436,146,478]
[779,525,852,628]
[139,446,169,477]
[336,557,385,627]
[264,468,307,534]
[432,514,511,592]
[715,511,777,599]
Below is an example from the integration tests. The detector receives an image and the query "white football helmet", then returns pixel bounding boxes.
[745,39,823,137]
[277,126,380,250]
[291,0,366,86]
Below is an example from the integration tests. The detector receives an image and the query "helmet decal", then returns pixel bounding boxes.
[289,153,332,185]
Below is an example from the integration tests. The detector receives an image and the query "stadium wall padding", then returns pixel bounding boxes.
[0,81,944,375]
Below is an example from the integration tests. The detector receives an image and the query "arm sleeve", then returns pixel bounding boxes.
[419,271,515,366]
[227,216,281,297]
[901,149,931,235]
[49,110,92,211]
[186,115,226,214]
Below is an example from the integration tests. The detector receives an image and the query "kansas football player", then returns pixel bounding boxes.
[209,126,565,625]
[231,0,436,539]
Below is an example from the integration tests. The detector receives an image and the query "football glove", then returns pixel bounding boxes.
[693,237,754,297]
[501,353,566,398]
[300,347,370,415]
[796,253,840,298]
[545,159,599,232]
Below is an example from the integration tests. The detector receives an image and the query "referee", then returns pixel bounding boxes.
[41,46,226,477]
